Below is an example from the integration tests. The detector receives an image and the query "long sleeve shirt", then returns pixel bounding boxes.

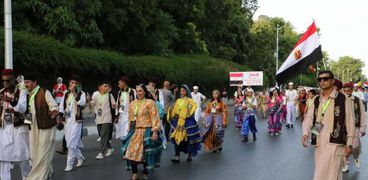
[302,88,355,146]
[128,99,160,131]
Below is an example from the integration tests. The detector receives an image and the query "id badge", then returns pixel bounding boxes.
[65,110,71,119]
[24,113,33,124]
[211,107,216,113]
[120,105,125,111]
[98,109,103,117]
[4,113,12,125]
[311,122,324,136]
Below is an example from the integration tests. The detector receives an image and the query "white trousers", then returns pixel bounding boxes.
[194,107,202,122]
[67,147,83,166]
[0,161,11,180]
[286,102,296,125]
[0,160,30,180]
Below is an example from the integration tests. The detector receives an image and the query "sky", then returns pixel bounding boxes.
[253,0,368,76]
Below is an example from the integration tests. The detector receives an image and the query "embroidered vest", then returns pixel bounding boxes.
[311,92,347,145]
[352,96,361,127]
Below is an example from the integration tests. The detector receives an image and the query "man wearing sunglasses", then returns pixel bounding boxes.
[341,82,365,173]
[0,69,30,180]
[302,70,355,180]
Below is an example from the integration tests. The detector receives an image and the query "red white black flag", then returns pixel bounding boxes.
[276,21,323,84]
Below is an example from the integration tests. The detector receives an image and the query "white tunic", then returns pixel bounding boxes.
[115,89,135,139]
[59,91,86,149]
[191,92,206,122]
[0,88,29,162]
[285,89,298,104]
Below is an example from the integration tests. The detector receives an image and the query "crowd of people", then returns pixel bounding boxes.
[0,68,367,180]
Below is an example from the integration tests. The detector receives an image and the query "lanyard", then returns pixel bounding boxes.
[98,93,107,106]
[67,93,75,104]
[134,98,145,117]
[320,98,332,123]
[28,86,40,109]
[120,91,128,104]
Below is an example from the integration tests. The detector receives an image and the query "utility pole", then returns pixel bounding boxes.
[4,0,13,69]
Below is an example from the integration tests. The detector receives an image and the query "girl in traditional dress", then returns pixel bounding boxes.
[299,89,307,120]
[241,88,258,142]
[168,85,201,163]
[121,84,163,180]
[234,89,244,129]
[201,90,228,153]
[267,88,283,136]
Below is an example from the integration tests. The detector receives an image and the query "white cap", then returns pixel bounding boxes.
[193,86,199,90]
[288,82,294,86]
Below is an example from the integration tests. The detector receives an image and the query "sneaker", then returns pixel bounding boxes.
[163,143,167,150]
[22,177,27,180]
[64,165,74,172]
[270,132,274,136]
[76,156,86,167]
[105,148,114,157]
[96,153,105,160]
[354,159,361,169]
[97,137,101,142]
[275,132,280,136]
[342,164,349,173]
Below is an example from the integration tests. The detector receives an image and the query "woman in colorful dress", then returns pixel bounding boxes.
[259,91,268,119]
[304,89,317,116]
[241,88,258,142]
[234,89,244,129]
[121,84,163,180]
[201,90,228,153]
[267,87,283,136]
[280,90,287,122]
[298,89,307,120]
[168,85,201,163]
[147,85,167,149]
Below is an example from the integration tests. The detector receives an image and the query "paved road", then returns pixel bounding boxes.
[12,106,368,180]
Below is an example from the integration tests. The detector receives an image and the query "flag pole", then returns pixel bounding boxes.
[4,0,13,69]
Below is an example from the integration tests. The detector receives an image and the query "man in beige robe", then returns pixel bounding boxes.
[24,75,59,180]
[342,82,366,173]
[302,71,355,180]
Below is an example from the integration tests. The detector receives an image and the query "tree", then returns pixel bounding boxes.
[330,56,366,82]
[248,15,298,86]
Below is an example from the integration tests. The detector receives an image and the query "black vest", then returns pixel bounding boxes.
[63,90,84,121]
[311,92,347,145]
[352,96,361,127]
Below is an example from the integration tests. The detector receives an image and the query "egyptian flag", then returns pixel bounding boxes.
[276,21,323,84]
[229,72,243,86]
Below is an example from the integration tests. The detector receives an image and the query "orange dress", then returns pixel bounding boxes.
[124,99,161,162]
[202,101,228,151]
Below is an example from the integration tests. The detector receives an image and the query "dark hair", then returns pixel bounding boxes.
[318,70,334,79]
[181,84,192,98]
[136,84,153,100]
[119,76,130,84]
[69,74,81,82]
[24,74,37,82]
[269,87,280,97]
[309,89,317,95]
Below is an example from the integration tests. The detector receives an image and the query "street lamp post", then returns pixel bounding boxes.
[4,0,13,69]
[275,24,281,75]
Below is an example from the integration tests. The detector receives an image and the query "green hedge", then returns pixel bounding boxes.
[0,30,258,95]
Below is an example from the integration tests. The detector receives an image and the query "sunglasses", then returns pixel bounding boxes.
[317,77,332,82]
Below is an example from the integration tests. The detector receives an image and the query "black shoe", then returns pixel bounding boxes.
[291,124,294,128]
[212,150,217,153]
[218,147,223,152]
[286,124,290,129]
[187,157,192,162]
[56,149,67,155]
[253,134,257,141]
[171,159,180,163]
[242,137,248,143]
